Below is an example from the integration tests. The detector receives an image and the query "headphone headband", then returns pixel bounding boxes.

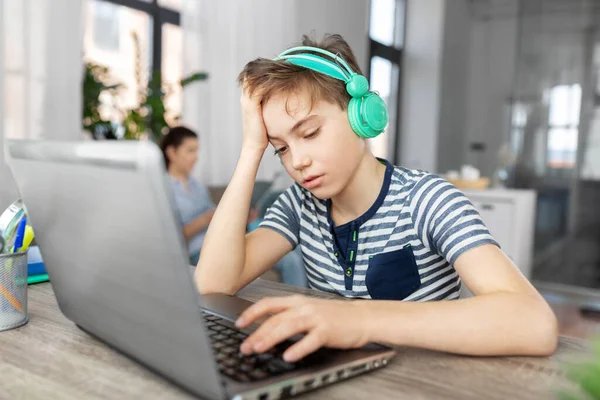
[275,46,356,79]
[276,54,350,82]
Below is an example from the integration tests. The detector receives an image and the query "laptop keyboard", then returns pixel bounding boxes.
[202,312,333,383]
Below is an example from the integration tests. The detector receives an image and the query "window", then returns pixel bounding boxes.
[83,0,180,134]
[546,84,581,169]
[161,23,183,126]
[85,3,153,117]
[92,1,122,51]
[509,102,529,158]
[368,0,405,162]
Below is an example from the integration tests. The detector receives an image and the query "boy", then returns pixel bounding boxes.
[195,34,558,363]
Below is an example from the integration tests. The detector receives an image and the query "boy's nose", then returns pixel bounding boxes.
[291,150,311,171]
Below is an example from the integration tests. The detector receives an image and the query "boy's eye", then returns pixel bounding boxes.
[305,129,320,139]
[274,146,288,156]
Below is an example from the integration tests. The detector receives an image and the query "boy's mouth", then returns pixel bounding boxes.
[302,175,324,189]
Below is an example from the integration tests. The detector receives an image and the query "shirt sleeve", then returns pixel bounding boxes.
[197,182,216,211]
[258,184,303,248]
[410,174,500,265]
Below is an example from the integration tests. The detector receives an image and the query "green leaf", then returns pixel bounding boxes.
[569,363,600,398]
[563,336,600,400]
[558,390,586,400]
[83,31,209,142]
[180,72,209,87]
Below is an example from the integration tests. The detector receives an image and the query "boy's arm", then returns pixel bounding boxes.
[236,244,557,362]
[363,243,558,355]
[235,177,557,361]
[194,150,287,294]
[195,84,295,295]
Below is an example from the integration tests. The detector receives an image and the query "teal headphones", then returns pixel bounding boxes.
[275,46,388,139]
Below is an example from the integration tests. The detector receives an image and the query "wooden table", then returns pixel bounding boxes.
[0,280,591,400]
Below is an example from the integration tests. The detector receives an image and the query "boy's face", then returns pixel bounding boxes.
[262,90,366,199]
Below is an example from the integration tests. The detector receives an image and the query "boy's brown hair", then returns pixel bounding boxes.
[237,34,363,113]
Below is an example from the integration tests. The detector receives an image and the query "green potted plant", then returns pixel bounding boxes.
[82,61,122,140]
[122,32,208,143]
[82,31,208,143]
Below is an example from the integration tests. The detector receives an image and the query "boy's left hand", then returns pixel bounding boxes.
[236,295,370,362]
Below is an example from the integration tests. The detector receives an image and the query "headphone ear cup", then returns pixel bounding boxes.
[347,97,366,138]
[347,94,388,139]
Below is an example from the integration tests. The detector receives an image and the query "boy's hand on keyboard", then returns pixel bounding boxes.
[235,295,369,363]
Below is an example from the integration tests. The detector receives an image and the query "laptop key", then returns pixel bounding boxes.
[240,363,253,373]
[223,367,237,377]
[256,353,274,362]
[221,328,238,336]
[221,358,238,368]
[234,373,251,383]
[212,325,226,332]
[213,334,227,341]
[249,369,270,380]
[266,359,296,374]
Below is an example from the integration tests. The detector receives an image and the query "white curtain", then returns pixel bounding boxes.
[182,0,369,187]
[182,0,297,186]
[0,0,86,209]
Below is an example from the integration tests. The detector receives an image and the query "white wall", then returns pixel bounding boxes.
[399,0,446,173]
[398,0,518,177]
[464,8,519,178]
[295,0,369,74]
[183,0,370,186]
[436,0,471,174]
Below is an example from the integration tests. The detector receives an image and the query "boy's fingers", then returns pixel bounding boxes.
[240,310,308,355]
[236,295,304,328]
[283,331,323,363]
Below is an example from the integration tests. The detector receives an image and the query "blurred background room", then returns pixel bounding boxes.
[1,0,600,338]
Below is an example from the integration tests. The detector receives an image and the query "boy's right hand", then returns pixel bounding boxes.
[240,81,269,154]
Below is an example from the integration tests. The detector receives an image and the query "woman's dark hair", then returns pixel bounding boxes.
[159,126,198,169]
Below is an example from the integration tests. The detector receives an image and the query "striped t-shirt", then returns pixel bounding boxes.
[259,160,499,301]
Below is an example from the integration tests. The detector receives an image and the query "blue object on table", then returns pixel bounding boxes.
[12,217,26,253]
[27,246,46,276]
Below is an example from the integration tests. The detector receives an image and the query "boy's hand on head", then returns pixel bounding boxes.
[240,80,269,154]
[236,295,370,362]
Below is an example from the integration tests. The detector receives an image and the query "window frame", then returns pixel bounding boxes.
[367,0,406,164]
[97,0,180,73]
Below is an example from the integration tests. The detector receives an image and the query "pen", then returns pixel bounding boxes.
[0,281,23,312]
[17,225,34,252]
[12,218,26,253]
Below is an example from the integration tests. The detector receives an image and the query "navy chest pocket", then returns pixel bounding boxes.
[366,246,421,300]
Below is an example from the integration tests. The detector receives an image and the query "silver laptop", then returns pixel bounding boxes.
[6,139,396,400]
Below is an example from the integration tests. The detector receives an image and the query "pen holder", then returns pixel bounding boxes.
[0,251,28,331]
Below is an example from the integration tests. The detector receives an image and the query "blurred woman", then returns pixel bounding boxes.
[160,126,215,265]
